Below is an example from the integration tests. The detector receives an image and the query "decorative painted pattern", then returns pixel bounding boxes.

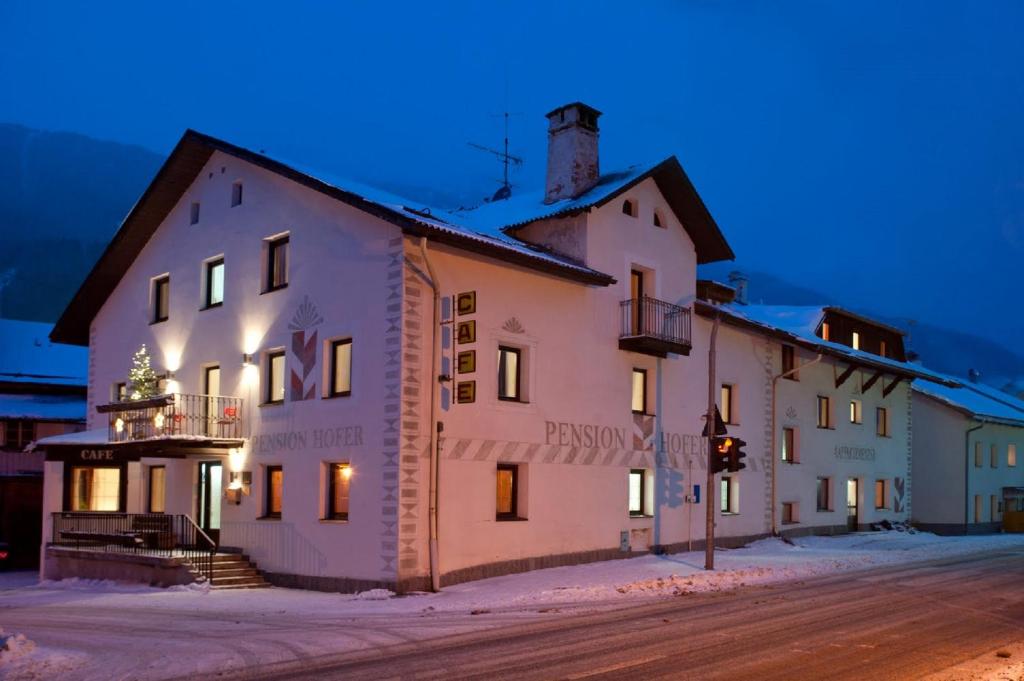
[288,295,323,401]
[398,244,425,576]
[379,237,404,580]
[760,336,775,532]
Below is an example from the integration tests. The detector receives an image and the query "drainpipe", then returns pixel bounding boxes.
[965,422,984,533]
[770,352,824,536]
[418,237,443,592]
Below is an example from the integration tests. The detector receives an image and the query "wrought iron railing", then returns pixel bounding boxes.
[50,512,216,584]
[97,393,243,442]
[619,296,692,346]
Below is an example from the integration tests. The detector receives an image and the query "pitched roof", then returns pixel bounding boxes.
[913,376,1024,427]
[0,319,87,388]
[694,302,956,384]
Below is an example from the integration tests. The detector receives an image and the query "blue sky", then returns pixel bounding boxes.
[1,1,1022,348]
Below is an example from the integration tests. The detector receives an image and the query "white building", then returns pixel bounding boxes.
[37,103,948,591]
[912,378,1024,534]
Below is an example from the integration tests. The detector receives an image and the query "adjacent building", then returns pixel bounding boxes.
[912,378,1024,534]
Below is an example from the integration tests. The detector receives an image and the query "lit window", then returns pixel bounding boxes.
[266,350,285,404]
[876,407,889,437]
[149,466,166,513]
[817,396,831,429]
[497,346,521,401]
[70,467,121,511]
[874,479,886,510]
[496,463,519,520]
[782,502,797,524]
[821,322,831,341]
[628,469,646,516]
[329,339,353,397]
[326,463,351,520]
[850,399,862,424]
[152,275,170,323]
[265,234,289,292]
[266,465,283,518]
[205,257,224,308]
[880,340,888,358]
[631,369,647,414]
[190,202,200,225]
[782,427,797,463]
[720,476,735,513]
[231,181,243,207]
[1009,444,1017,467]
[852,331,861,350]
[721,384,736,424]
[816,477,831,511]
[782,345,798,380]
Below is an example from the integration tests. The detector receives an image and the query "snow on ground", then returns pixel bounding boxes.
[1,531,1023,680]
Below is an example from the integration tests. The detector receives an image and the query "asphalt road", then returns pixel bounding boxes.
[223,547,1024,681]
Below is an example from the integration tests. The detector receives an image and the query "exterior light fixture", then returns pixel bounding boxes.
[115,418,125,433]
[242,353,255,366]
[153,412,165,430]
[341,465,353,480]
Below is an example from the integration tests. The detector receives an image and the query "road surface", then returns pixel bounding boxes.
[209,547,1024,681]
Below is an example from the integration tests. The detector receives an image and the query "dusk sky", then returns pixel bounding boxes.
[1,1,1021,349]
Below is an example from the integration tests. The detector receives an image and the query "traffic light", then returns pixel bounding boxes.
[727,437,748,473]
[711,436,732,474]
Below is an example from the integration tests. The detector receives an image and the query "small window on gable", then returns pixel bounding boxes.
[622,199,637,218]
[653,210,665,228]
[231,182,243,207]
[190,202,200,225]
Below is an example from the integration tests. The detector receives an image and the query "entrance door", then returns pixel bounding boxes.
[847,478,859,532]
[197,461,222,545]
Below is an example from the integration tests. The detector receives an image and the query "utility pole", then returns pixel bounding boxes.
[705,309,720,570]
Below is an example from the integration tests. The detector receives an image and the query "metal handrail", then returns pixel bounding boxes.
[619,296,692,345]
[99,393,243,442]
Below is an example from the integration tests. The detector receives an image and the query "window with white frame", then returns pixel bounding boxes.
[817,396,832,429]
[817,477,831,511]
[1010,444,1017,467]
[782,427,798,463]
[265,350,285,404]
[874,479,886,509]
[628,469,647,517]
[876,406,889,437]
[497,346,522,402]
[721,384,736,424]
[204,257,224,308]
[850,399,862,424]
[328,339,352,397]
[631,369,647,414]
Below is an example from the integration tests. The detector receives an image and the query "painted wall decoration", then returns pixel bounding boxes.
[633,412,655,451]
[288,295,324,401]
[502,317,525,334]
[456,291,476,315]
[893,477,905,513]
[455,291,477,404]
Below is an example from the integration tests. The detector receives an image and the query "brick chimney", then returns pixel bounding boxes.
[544,102,602,204]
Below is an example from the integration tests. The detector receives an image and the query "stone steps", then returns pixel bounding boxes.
[190,553,272,589]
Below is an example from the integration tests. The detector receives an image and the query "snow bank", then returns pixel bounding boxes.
[37,577,208,594]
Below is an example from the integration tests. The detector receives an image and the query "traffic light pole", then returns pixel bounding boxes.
[705,310,720,571]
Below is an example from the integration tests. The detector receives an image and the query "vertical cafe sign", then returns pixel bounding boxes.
[455,291,476,404]
[289,295,324,401]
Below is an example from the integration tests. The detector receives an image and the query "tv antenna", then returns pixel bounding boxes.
[467,111,522,201]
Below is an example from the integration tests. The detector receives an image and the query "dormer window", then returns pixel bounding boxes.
[653,210,665,228]
[622,199,638,218]
[821,322,831,341]
[852,331,861,350]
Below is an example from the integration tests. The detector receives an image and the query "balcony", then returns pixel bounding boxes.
[97,393,243,443]
[619,296,692,357]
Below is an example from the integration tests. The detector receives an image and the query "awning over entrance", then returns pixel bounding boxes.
[35,428,243,463]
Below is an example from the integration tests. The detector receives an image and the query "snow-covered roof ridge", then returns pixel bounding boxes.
[913,373,1024,427]
[0,319,87,386]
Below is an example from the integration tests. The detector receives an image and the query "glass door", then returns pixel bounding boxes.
[203,366,220,436]
[197,461,222,545]
[631,269,644,334]
[847,478,859,532]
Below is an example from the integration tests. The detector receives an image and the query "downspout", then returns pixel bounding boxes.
[965,422,984,533]
[418,237,442,592]
[770,352,824,536]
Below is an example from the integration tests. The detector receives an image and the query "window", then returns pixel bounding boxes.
[630,269,646,334]
[992,495,1000,522]
[202,365,221,435]
[816,477,831,511]
[631,369,647,414]
[265,234,289,292]
[628,469,646,517]
[782,427,797,463]
[265,465,283,518]
[782,502,797,524]
[817,396,832,429]
[850,399,862,424]
[497,346,521,402]
[991,444,998,468]
[113,382,127,402]
[152,275,170,323]
[622,199,637,217]
[148,466,166,513]
[720,476,735,513]
[880,340,888,358]
[721,384,736,424]
[874,479,886,510]
[70,467,121,511]
[326,463,351,520]
[190,202,200,225]
[2,420,34,451]
[974,494,982,523]
[821,322,831,341]
[204,257,224,308]
[852,331,861,350]
[781,345,798,380]
[329,339,353,397]
[265,350,286,404]
[975,442,983,467]
[653,210,664,228]
[231,181,243,207]
[876,407,889,437]
[1009,444,1017,467]
[496,464,519,520]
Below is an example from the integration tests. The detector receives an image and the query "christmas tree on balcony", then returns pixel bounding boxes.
[128,344,159,400]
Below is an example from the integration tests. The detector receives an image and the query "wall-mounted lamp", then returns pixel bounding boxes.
[242,353,255,366]
[226,471,252,505]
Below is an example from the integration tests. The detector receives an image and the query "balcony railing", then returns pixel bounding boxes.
[51,512,216,583]
[97,393,243,443]
[619,296,693,357]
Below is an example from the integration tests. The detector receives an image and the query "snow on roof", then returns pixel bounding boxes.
[0,319,87,386]
[0,393,86,421]
[914,376,1024,427]
[708,303,953,384]
[31,428,109,448]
